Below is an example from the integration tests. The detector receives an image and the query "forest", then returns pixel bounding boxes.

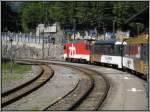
[1,1,149,34]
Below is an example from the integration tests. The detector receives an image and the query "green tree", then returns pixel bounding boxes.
[20,1,148,33]
[113,2,131,29]
[21,2,45,32]
[112,1,148,31]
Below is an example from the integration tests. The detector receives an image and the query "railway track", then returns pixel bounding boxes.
[1,63,54,108]
[44,65,94,111]
[72,66,110,111]
[15,59,110,111]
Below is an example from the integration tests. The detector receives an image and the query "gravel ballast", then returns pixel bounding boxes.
[2,64,83,110]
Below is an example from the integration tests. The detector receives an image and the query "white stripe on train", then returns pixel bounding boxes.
[101,55,122,68]
[64,54,90,61]
[64,54,135,70]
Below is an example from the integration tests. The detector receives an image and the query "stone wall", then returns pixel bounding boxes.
[2,41,64,61]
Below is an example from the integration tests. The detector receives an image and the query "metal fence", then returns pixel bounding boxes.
[1,32,67,45]
[1,32,44,43]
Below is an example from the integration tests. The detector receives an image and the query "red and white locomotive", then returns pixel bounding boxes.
[64,41,91,62]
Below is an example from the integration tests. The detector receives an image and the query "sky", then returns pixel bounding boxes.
[8,1,24,12]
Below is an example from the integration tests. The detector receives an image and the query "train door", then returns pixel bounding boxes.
[141,44,148,62]
[141,44,149,76]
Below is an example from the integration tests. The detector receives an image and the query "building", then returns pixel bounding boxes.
[36,23,57,37]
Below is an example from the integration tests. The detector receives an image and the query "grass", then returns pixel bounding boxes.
[2,61,32,84]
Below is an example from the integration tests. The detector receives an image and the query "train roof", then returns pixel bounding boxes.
[124,34,148,44]
[65,40,88,45]
[115,41,127,45]
[95,39,117,45]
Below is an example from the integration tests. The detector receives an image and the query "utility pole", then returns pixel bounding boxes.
[73,18,76,40]
[96,27,98,40]
[9,36,13,75]
[28,33,29,42]
[46,7,50,58]
[42,29,44,59]
[103,23,106,40]
[73,2,76,40]
[42,1,45,59]
[113,20,116,39]
[103,27,106,40]
[48,34,51,57]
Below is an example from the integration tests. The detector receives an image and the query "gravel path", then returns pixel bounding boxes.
[2,64,83,111]
[2,66,41,93]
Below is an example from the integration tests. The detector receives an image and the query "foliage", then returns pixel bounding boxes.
[21,2,44,32]
[113,2,131,29]
[2,1,149,33]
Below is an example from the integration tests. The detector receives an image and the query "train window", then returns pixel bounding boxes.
[130,44,140,58]
[93,44,115,56]
[144,45,148,62]
[137,45,141,58]
[133,45,135,55]
[129,45,131,57]
[141,44,144,59]
[130,45,133,57]
[129,45,137,58]
[135,45,138,55]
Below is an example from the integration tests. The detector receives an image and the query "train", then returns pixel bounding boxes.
[64,33,149,78]
[64,41,91,62]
